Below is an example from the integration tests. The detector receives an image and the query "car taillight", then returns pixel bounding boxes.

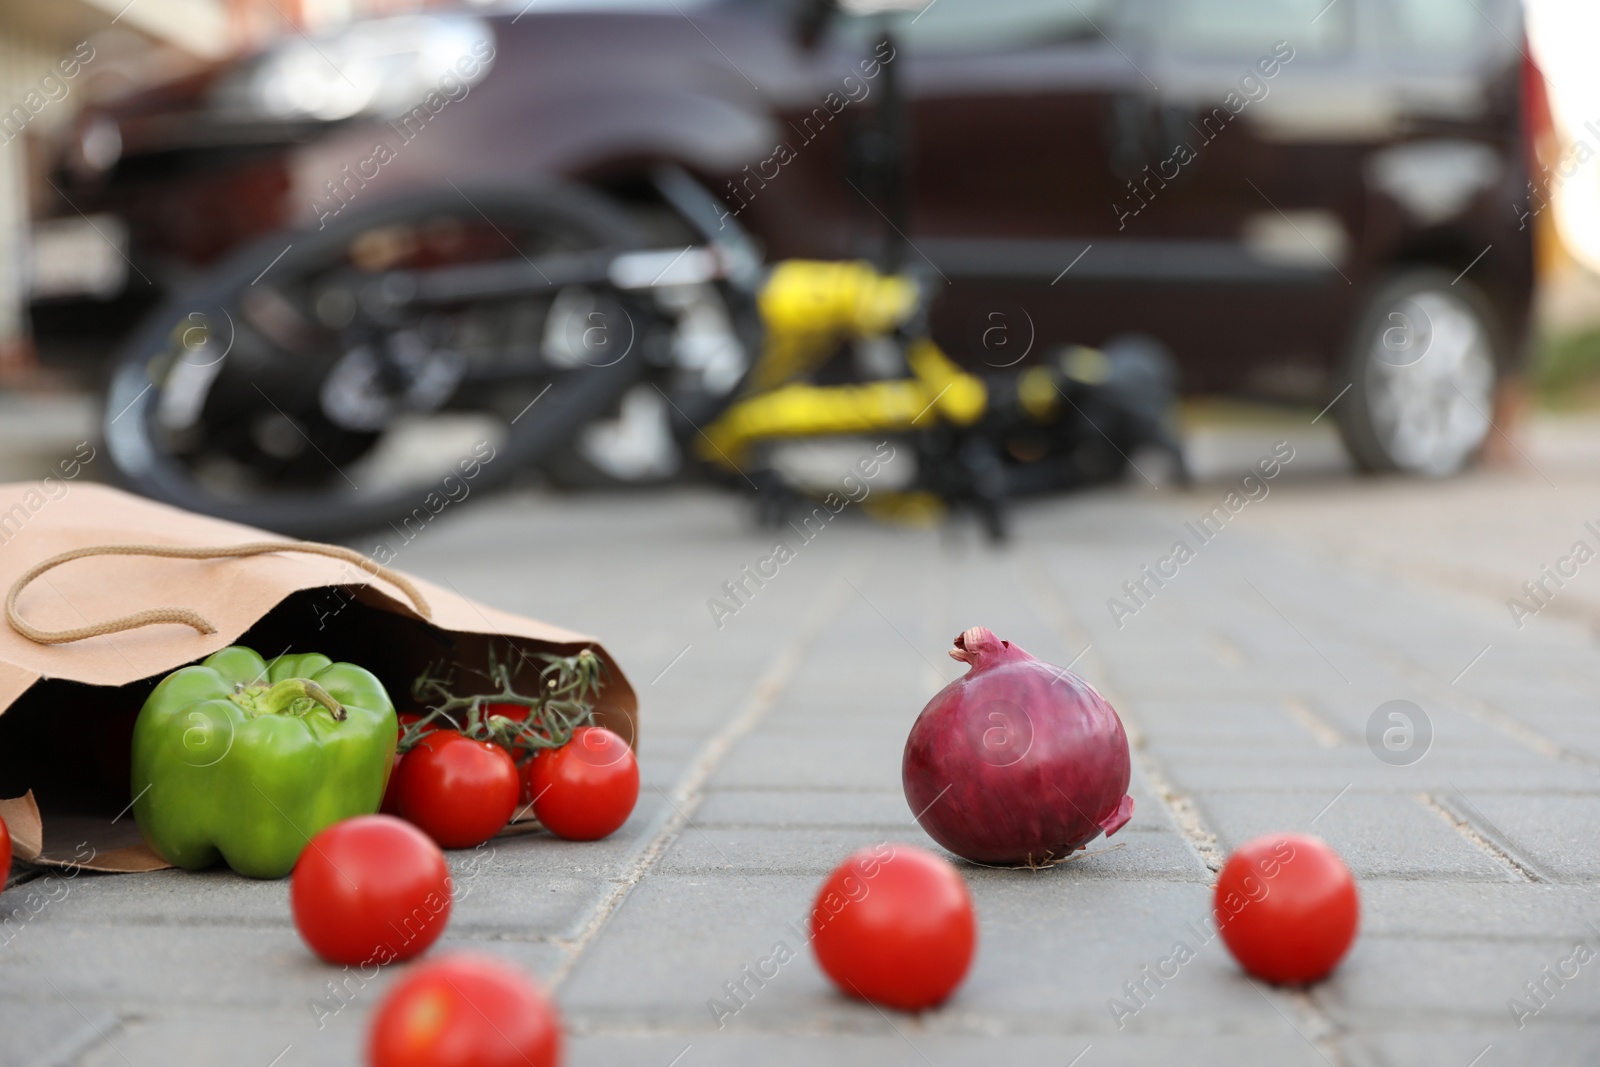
[1520,43,1555,180]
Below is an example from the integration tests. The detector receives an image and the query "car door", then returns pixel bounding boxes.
[856,0,1138,368]
[1108,0,1364,397]
[832,0,1365,396]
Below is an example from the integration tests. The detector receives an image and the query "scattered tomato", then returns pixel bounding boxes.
[368,953,562,1067]
[810,843,976,1011]
[0,813,10,892]
[526,727,639,841]
[1215,832,1359,984]
[397,732,520,849]
[291,815,451,966]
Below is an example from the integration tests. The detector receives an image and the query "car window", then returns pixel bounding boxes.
[1157,0,1350,56]
[1379,0,1484,55]
[888,0,1124,55]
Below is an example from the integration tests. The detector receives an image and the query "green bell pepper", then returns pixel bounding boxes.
[130,646,397,879]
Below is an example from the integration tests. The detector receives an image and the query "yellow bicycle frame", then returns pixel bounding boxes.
[698,260,997,468]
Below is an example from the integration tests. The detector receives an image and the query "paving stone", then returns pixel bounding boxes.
[74,1010,361,1067]
[561,871,1295,1036]
[694,789,920,829]
[0,811,661,941]
[1193,792,1518,881]
[1356,882,1600,939]
[1346,1026,1600,1067]
[1149,746,1600,795]
[653,826,943,876]
[706,734,906,791]
[1442,794,1600,881]
[0,865,294,930]
[1319,935,1600,1025]
[1130,699,1342,746]
[0,1001,111,1067]
[568,1033,1332,1066]
[651,822,1203,882]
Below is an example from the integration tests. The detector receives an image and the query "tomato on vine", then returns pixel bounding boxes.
[396,733,520,849]
[390,645,612,846]
[526,726,638,841]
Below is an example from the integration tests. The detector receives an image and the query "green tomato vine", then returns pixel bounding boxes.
[402,643,606,758]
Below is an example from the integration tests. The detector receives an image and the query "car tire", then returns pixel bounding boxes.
[1335,268,1501,477]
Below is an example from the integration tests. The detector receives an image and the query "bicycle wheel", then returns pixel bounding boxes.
[103,186,660,539]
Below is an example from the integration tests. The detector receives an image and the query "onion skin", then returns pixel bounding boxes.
[903,627,1134,867]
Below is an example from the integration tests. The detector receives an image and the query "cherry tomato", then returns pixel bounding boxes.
[397,732,520,849]
[810,843,976,1011]
[0,813,11,893]
[484,703,534,726]
[292,815,451,966]
[398,712,454,738]
[1215,833,1359,984]
[526,727,639,841]
[380,754,404,816]
[368,953,562,1067]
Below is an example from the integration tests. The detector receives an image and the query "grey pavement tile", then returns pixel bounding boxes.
[1193,792,1518,881]
[0,924,363,1009]
[651,823,1202,881]
[1117,675,1404,702]
[569,1033,1333,1066]
[635,703,749,740]
[706,734,905,792]
[1118,774,1182,835]
[761,696,929,737]
[563,872,1283,1034]
[0,925,564,1027]
[0,816,657,941]
[63,942,566,1067]
[1442,794,1600,881]
[0,866,294,929]
[1357,882,1600,940]
[695,789,918,830]
[1128,699,1340,746]
[1347,1027,1600,1067]
[73,1008,359,1067]
[0,1002,113,1067]
[1302,695,1530,749]
[1149,745,1600,795]
[1512,723,1600,762]
[1319,935,1600,1025]
[652,826,943,876]
[692,775,1175,837]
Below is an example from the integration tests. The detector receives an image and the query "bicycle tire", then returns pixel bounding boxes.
[103,185,654,539]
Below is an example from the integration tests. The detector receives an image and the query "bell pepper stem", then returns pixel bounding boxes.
[262,678,346,721]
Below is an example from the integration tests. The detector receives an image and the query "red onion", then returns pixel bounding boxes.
[903,627,1133,867]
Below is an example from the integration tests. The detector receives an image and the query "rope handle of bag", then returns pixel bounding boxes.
[6,541,431,645]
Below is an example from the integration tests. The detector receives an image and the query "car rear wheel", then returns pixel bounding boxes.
[1335,269,1499,477]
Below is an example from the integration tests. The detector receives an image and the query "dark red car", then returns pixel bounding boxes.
[37,0,1535,486]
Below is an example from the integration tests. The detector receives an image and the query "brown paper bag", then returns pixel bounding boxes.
[0,482,636,873]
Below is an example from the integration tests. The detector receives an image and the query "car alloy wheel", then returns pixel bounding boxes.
[1338,271,1499,477]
